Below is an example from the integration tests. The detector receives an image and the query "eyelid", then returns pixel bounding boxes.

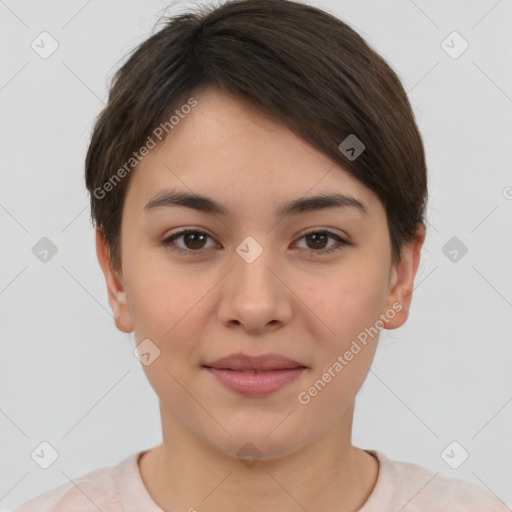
[294,225,348,241]
[162,228,219,252]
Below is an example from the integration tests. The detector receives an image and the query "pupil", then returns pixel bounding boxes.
[187,233,205,249]
[309,233,326,249]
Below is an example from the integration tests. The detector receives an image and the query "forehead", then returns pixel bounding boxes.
[123,87,383,220]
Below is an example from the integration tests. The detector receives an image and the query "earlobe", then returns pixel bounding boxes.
[95,228,134,333]
[382,224,426,330]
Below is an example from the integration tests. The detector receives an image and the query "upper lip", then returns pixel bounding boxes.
[203,352,307,371]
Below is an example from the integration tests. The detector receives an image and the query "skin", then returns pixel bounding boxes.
[96,87,425,512]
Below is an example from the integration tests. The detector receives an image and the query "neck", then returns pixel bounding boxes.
[138,404,379,512]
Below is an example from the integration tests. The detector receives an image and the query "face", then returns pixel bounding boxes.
[97,87,424,460]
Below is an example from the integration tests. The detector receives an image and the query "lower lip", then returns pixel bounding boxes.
[204,367,306,397]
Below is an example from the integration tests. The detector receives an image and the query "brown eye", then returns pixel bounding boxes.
[295,230,348,255]
[162,229,348,257]
[162,230,216,255]
[304,232,329,250]
[181,232,208,250]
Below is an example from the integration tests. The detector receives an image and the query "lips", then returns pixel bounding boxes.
[203,352,307,371]
[202,352,308,397]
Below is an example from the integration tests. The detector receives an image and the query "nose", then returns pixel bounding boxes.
[216,242,293,335]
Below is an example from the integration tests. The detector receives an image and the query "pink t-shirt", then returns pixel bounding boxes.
[12,449,509,511]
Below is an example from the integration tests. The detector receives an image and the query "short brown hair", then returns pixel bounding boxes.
[85,0,427,273]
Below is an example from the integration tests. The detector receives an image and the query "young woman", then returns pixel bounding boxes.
[14,0,508,510]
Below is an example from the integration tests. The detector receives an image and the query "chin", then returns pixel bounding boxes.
[207,423,309,463]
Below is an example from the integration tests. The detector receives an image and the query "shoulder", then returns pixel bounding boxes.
[364,450,509,511]
[11,454,136,512]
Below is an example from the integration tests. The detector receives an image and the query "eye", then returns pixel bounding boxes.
[293,230,348,255]
[161,229,348,256]
[162,229,218,256]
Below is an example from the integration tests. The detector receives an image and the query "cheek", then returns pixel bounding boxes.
[301,263,387,345]
[295,269,385,411]
[126,262,220,386]
[127,267,207,409]
[126,256,202,336]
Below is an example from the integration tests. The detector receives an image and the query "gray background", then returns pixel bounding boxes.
[1,0,511,509]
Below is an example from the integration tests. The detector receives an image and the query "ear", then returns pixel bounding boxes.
[382,223,426,329]
[95,228,134,333]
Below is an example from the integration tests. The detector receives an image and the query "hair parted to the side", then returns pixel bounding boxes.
[85,0,427,274]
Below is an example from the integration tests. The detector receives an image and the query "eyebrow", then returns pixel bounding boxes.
[144,189,368,218]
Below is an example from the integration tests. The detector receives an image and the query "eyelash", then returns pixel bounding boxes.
[161,229,349,257]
